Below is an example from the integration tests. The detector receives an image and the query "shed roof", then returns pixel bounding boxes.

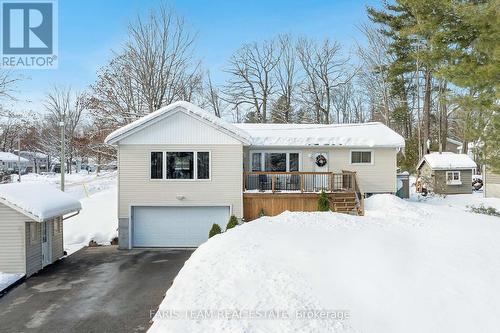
[417,152,477,170]
[0,183,81,222]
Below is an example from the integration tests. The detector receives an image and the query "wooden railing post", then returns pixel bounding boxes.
[300,174,304,193]
[271,175,276,193]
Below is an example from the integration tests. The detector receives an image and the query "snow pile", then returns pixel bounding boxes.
[0,272,23,293]
[0,183,81,222]
[234,122,405,147]
[105,101,251,144]
[64,187,118,254]
[150,194,500,333]
[418,152,476,170]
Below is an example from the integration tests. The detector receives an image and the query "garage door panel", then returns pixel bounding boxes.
[132,206,230,247]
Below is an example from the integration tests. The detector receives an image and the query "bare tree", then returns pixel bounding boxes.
[44,87,86,173]
[297,38,355,124]
[202,71,223,117]
[89,5,201,132]
[273,34,297,123]
[223,39,281,123]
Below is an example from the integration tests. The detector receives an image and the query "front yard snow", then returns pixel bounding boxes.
[149,194,500,333]
[0,272,23,293]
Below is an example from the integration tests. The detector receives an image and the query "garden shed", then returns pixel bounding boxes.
[0,183,81,277]
[416,152,476,195]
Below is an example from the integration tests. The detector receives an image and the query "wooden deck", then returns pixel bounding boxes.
[243,171,364,220]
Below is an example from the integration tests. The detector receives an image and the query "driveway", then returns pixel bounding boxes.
[0,246,194,333]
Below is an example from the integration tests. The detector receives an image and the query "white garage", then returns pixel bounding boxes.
[132,206,231,248]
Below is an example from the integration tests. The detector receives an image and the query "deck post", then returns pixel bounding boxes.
[271,175,276,193]
[300,174,304,193]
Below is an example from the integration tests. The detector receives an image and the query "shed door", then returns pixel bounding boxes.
[132,206,230,247]
[41,221,51,267]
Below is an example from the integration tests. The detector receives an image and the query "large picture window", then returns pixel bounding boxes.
[151,151,210,180]
[151,152,163,179]
[351,151,372,164]
[167,152,194,179]
[250,152,300,172]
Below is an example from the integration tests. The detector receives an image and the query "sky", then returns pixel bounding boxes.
[7,0,380,113]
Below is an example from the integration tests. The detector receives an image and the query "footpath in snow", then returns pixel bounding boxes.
[149,193,500,333]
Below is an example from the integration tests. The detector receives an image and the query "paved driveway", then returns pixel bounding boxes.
[0,246,194,333]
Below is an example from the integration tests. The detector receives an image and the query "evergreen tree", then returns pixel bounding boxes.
[317,191,330,211]
[226,215,239,230]
[208,224,222,238]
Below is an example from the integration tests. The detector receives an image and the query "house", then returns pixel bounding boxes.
[0,183,81,277]
[18,151,50,173]
[105,101,405,249]
[445,137,462,153]
[0,152,29,174]
[416,152,476,195]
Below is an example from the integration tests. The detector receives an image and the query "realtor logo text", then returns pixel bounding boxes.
[1,0,57,69]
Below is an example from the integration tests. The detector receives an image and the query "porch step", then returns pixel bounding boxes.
[329,193,358,215]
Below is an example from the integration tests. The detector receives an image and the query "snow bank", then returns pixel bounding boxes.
[64,187,118,254]
[0,183,81,221]
[0,272,23,293]
[150,194,500,333]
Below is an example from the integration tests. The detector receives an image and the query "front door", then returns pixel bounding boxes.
[41,221,51,267]
[313,152,329,191]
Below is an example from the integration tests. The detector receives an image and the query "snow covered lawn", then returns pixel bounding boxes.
[149,194,500,333]
[14,171,118,255]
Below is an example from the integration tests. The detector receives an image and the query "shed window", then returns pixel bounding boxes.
[351,151,372,164]
[446,171,461,185]
[29,223,38,244]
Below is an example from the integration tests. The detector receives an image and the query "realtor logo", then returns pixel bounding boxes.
[1,0,57,68]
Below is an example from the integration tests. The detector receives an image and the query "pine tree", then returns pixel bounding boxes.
[226,215,238,230]
[208,224,222,238]
[317,191,330,211]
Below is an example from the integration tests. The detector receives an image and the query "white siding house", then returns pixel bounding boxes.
[106,101,405,249]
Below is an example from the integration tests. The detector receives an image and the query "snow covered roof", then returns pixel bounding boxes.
[417,152,477,170]
[0,152,29,163]
[104,101,251,145]
[234,123,405,147]
[0,183,81,222]
[104,101,404,148]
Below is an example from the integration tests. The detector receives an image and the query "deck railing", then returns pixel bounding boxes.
[243,171,356,193]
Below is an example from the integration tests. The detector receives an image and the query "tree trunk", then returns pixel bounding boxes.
[422,68,432,154]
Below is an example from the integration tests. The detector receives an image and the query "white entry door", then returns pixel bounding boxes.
[132,206,231,248]
[41,221,51,267]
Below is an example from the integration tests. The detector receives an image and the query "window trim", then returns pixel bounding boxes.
[446,170,462,185]
[349,149,374,165]
[249,151,302,172]
[150,150,212,182]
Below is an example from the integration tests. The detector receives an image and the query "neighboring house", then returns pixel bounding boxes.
[0,152,29,174]
[484,168,500,198]
[18,151,50,173]
[416,152,476,195]
[0,183,81,277]
[105,101,405,249]
[445,137,462,153]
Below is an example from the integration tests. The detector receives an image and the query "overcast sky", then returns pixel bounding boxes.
[8,0,380,113]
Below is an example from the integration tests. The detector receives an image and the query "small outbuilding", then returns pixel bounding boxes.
[0,183,81,277]
[416,152,476,195]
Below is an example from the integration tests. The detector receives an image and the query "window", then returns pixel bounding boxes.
[29,223,38,244]
[151,152,163,179]
[197,152,210,179]
[251,153,262,172]
[446,171,461,185]
[351,151,372,164]
[289,153,299,172]
[167,152,194,179]
[250,152,300,172]
[265,153,287,172]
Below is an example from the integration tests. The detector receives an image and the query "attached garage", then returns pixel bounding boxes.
[131,206,230,248]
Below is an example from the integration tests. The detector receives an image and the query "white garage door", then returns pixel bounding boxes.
[132,206,230,247]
